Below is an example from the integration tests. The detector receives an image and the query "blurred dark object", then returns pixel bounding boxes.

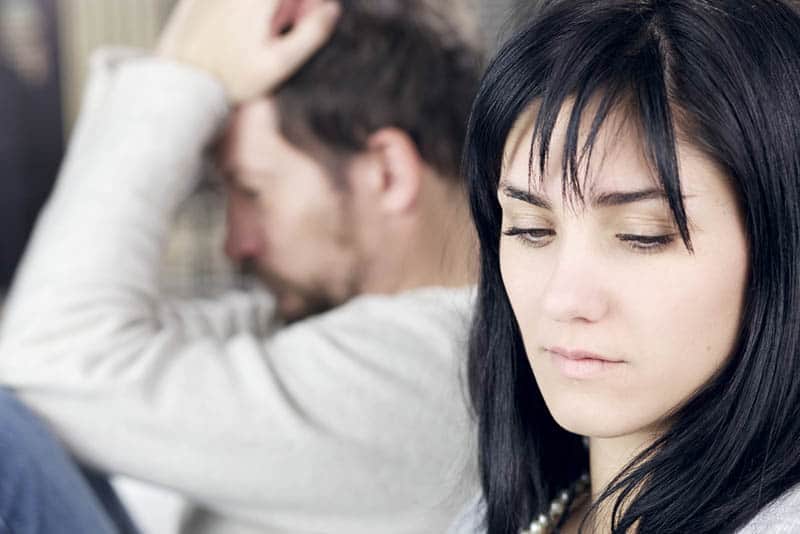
[0,0,63,288]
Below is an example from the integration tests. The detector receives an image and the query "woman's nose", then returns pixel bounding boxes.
[539,241,610,324]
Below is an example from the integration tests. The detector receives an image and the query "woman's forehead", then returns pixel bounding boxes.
[499,96,731,205]
[501,104,663,196]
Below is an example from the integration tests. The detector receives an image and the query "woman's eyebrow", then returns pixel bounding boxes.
[500,183,551,209]
[500,182,677,210]
[593,189,667,207]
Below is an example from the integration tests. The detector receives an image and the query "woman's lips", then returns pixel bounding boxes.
[545,346,626,379]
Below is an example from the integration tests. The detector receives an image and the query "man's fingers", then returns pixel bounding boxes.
[270,0,300,36]
[265,0,340,84]
[271,0,326,36]
[157,0,339,101]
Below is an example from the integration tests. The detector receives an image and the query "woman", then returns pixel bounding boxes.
[456,0,800,532]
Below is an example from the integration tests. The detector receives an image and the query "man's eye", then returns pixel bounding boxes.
[240,187,260,200]
[616,233,676,253]
[502,227,555,248]
[227,182,260,200]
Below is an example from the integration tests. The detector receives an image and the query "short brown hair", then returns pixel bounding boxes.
[274,0,484,182]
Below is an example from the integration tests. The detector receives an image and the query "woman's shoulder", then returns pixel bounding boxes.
[737,484,800,533]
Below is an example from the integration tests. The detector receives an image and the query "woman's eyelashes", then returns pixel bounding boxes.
[615,232,677,252]
[502,226,555,248]
[502,226,677,253]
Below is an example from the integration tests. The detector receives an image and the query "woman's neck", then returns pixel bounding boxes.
[562,432,657,533]
[589,433,654,500]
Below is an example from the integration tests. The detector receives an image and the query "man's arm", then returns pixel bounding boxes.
[1,0,342,377]
[0,0,414,512]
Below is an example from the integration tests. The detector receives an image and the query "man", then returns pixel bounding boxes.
[0,0,482,533]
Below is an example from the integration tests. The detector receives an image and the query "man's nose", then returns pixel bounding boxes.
[539,241,609,324]
[224,193,265,262]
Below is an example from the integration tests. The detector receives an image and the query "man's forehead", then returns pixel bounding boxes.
[217,97,281,166]
[229,97,281,132]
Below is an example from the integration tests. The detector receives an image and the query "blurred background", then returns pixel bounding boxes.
[0,1,521,531]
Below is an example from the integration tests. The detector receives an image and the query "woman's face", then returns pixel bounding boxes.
[498,107,749,439]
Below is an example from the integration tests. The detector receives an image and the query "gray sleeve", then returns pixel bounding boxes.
[736,485,800,533]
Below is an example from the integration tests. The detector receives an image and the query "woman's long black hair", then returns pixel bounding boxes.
[465,1,800,532]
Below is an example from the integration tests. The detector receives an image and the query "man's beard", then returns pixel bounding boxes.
[237,260,339,323]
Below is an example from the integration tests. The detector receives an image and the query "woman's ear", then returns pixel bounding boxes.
[364,127,424,214]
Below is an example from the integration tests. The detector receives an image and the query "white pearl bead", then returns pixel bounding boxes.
[519,473,589,534]
[550,499,565,516]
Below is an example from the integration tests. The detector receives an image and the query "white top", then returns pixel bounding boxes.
[0,49,478,534]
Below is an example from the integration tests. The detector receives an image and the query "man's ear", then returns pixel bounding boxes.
[363,127,424,214]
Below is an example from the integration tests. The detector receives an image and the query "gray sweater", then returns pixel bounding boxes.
[449,484,800,533]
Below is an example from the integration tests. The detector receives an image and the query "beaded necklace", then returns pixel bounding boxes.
[520,474,590,534]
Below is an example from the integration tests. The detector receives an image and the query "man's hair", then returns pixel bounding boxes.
[274,0,484,182]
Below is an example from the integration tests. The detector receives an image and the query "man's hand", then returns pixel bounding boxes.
[157,0,340,102]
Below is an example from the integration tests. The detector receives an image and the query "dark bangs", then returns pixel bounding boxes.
[468,0,692,250]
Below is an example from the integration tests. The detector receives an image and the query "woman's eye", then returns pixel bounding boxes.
[616,233,676,252]
[502,227,555,248]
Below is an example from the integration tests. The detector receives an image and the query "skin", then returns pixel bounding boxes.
[498,105,749,530]
[157,0,341,102]
[219,98,363,321]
